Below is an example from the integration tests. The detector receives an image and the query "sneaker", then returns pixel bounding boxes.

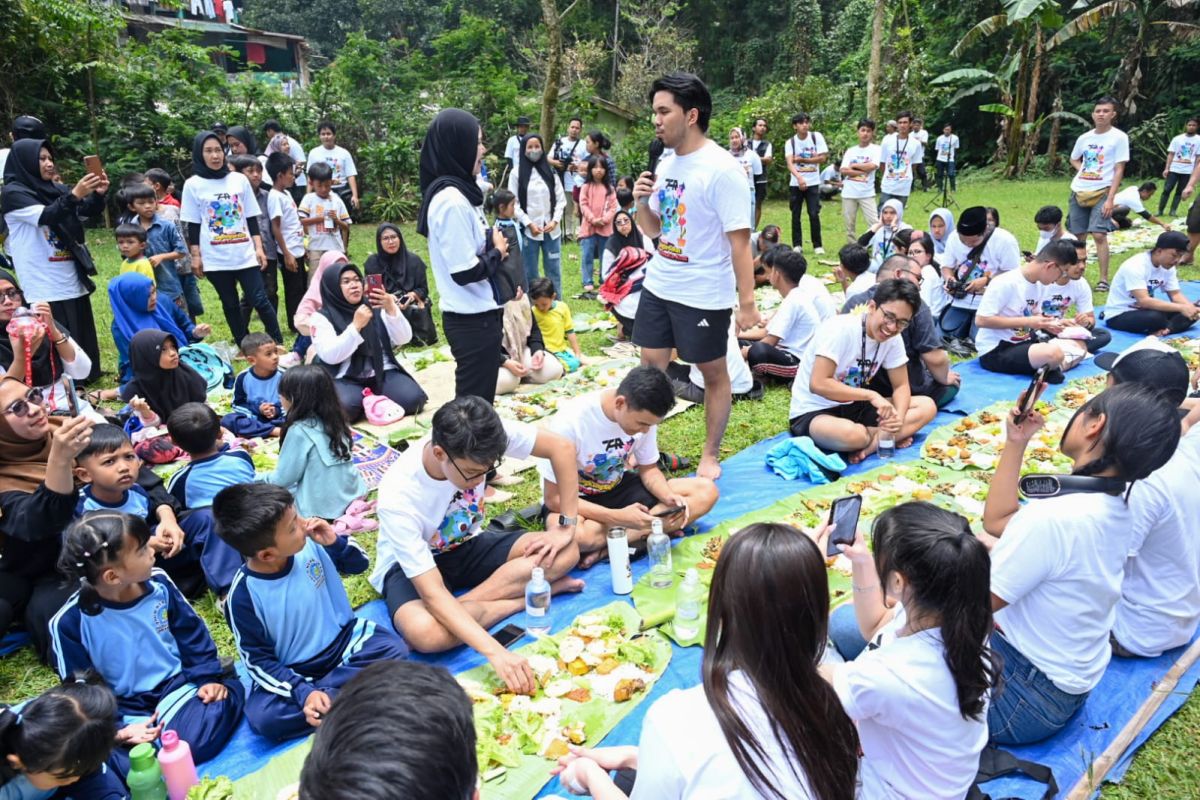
[671,378,707,404]
[278,351,302,368]
[736,378,767,402]
[814,246,826,255]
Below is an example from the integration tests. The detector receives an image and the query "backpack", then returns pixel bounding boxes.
[179,343,233,392]
[598,246,651,309]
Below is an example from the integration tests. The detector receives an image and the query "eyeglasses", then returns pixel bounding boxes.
[0,289,23,302]
[4,388,44,418]
[880,309,912,331]
[434,437,502,482]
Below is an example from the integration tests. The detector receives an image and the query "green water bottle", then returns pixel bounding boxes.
[127,742,168,800]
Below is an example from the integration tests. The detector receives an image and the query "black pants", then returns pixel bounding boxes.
[49,295,101,382]
[241,258,309,336]
[746,341,800,379]
[335,370,428,422]
[868,368,959,409]
[7,572,77,663]
[1160,172,1188,216]
[1085,327,1112,352]
[1107,309,1197,335]
[443,308,504,403]
[208,265,284,345]
[915,160,930,191]
[936,161,957,192]
[754,181,768,226]
[789,185,822,249]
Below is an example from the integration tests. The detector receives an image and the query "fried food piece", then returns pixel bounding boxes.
[613,678,646,703]
[564,687,592,704]
[595,657,621,675]
[567,658,590,676]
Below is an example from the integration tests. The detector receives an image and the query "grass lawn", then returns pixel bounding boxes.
[2,174,1196,796]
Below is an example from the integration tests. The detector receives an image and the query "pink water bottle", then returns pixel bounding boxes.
[157,730,199,800]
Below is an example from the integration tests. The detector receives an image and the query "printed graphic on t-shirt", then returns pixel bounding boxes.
[433,486,485,553]
[1146,278,1164,297]
[1177,141,1196,167]
[318,155,345,184]
[580,436,635,495]
[304,555,326,589]
[205,193,249,245]
[938,140,953,157]
[1078,146,1106,182]
[847,155,874,183]
[656,179,689,263]
[840,357,879,388]
[792,138,820,174]
[43,227,72,262]
[955,257,991,283]
[886,149,911,180]
[1012,300,1039,342]
[1041,292,1073,318]
[153,598,170,633]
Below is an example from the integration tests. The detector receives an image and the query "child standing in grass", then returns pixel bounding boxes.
[577,156,618,295]
[529,277,583,373]
[114,224,155,283]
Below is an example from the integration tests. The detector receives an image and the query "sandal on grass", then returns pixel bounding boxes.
[1096,280,1110,292]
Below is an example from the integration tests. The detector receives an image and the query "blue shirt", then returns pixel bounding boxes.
[231,367,284,424]
[166,445,255,509]
[76,483,152,520]
[226,537,369,704]
[142,214,186,300]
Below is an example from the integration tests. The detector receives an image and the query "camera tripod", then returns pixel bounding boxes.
[924,172,960,214]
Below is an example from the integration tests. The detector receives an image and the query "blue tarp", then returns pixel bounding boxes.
[86,282,1200,797]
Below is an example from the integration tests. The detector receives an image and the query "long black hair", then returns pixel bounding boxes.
[279,365,354,463]
[0,672,118,785]
[584,155,612,194]
[871,502,999,720]
[1066,383,1182,486]
[702,523,858,800]
[57,512,153,614]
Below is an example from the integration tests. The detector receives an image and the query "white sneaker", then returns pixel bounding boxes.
[814,246,826,255]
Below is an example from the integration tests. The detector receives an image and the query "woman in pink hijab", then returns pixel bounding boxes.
[293,250,349,360]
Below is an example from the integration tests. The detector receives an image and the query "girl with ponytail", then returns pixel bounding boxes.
[0,672,125,798]
[984,383,1182,745]
[50,511,244,765]
[824,502,997,800]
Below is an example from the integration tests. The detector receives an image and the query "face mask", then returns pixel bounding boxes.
[1037,230,1055,243]
[526,150,543,162]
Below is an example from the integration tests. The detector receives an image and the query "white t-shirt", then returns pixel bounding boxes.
[298,191,351,252]
[372,420,538,587]
[630,673,817,800]
[974,269,1046,356]
[880,134,924,196]
[730,148,762,191]
[1106,251,1180,319]
[991,492,1133,694]
[306,144,358,188]
[1040,278,1093,319]
[1113,185,1147,215]
[820,165,840,187]
[266,189,304,258]
[1070,128,1130,192]
[538,394,658,498]
[505,134,522,168]
[941,228,1022,311]
[834,629,988,800]
[425,188,496,315]
[180,171,262,272]
[846,271,876,298]
[690,322,754,395]
[748,138,773,182]
[789,312,907,419]
[644,140,752,310]
[799,273,837,320]
[786,132,828,188]
[555,136,587,190]
[1114,427,1200,657]
[935,134,960,163]
[768,287,822,357]
[840,145,882,200]
[2,205,88,301]
[1168,133,1200,175]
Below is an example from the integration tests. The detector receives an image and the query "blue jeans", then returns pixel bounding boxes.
[988,629,1089,745]
[939,305,978,340]
[179,272,205,318]
[522,231,563,297]
[579,233,606,288]
[154,260,184,303]
[828,603,869,661]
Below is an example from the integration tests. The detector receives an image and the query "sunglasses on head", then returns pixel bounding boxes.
[4,388,44,418]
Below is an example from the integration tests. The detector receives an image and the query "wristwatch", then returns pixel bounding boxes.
[557,514,577,527]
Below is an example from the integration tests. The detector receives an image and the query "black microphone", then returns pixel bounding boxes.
[647,138,665,177]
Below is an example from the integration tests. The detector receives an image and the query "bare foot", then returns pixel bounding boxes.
[577,550,606,569]
[551,577,586,595]
[697,454,722,480]
[1155,328,1171,336]
[897,436,914,449]
[848,433,879,464]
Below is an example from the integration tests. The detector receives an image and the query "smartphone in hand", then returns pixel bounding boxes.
[1014,365,1049,425]
[826,494,863,558]
[365,273,385,295]
[83,155,104,177]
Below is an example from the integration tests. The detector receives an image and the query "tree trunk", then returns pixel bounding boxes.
[1046,94,1063,173]
[866,0,886,120]
[540,0,564,142]
[1115,16,1147,118]
[1019,27,1044,176]
[1004,40,1030,177]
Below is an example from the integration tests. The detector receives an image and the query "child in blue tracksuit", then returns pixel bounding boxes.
[222,333,285,439]
[50,512,245,765]
[165,403,256,515]
[258,365,365,520]
[213,483,409,741]
[73,423,241,599]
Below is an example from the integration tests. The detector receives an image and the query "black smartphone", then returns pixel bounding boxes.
[493,623,525,649]
[64,376,80,417]
[826,494,863,558]
[653,505,684,518]
[1014,365,1049,424]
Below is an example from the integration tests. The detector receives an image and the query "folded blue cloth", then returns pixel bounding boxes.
[765,436,847,484]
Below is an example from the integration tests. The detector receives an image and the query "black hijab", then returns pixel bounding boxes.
[0,269,64,386]
[516,133,559,221]
[120,330,207,421]
[605,210,642,256]
[316,263,388,390]
[191,132,229,180]
[0,139,64,211]
[225,126,257,156]
[364,223,427,297]
[416,109,484,237]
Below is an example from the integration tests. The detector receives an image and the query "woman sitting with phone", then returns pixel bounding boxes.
[551,522,859,799]
[982,383,1181,744]
[311,261,427,423]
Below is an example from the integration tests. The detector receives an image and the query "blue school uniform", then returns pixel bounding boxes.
[0,763,126,800]
[48,571,244,764]
[225,537,408,741]
[221,367,285,439]
[166,445,255,510]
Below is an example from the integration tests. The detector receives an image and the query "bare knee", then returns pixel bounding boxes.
[393,605,454,653]
[547,539,581,580]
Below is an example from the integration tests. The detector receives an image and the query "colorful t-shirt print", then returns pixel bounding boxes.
[1041,291,1071,319]
[1175,139,1196,168]
[579,435,635,496]
[656,178,688,263]
[205,192,249,246]
[431,486,486,555]
[44,227,72,262]
[839,354,881,389]
[1078,146,1105,182]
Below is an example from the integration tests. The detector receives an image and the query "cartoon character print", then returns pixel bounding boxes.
[579,436,634,495]
[838,356,879,388]
[1079,145,1105,182]
[655,178,688,262]
[794,139,820,175]
[431,486,485,554]
[1041,292,1070,319]
[1012,298,1040,343]
[847,154,873,182]
[1177,141,1196,167]
[955,257,991,284]
[205,192,249,245]
[887,149,910,180]
[43,226,72,262]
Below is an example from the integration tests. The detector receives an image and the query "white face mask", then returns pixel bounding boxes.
[526,150,543,162]
[1037,229,1056,243]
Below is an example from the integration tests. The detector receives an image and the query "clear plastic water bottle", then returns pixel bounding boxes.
[647,518,673,589]
[877,431,895,460]
[525,567,551,636]
[673,568,703,641]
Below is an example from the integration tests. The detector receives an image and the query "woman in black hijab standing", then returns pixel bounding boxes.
[416,109,510,402]
[1,139,106,382]
[363,223,437,346]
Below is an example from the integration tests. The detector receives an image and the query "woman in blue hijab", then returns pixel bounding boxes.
[107,273,210,383]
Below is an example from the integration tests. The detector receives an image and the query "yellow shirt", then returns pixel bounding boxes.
[120,257,156,283]
[532,300,574,353]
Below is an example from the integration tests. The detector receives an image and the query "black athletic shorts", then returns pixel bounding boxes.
[979,340,1038,376]
[382,529,525,619]
[586,472,660,510]
[632,288,731,364]
[789,400,880,438]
